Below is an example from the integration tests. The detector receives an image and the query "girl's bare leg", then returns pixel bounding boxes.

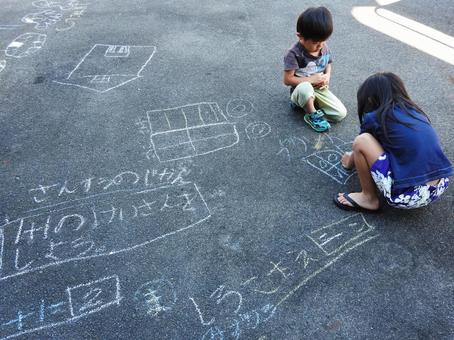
[337,133,384,210]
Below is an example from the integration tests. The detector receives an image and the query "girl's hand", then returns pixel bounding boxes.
[342,151,354,170]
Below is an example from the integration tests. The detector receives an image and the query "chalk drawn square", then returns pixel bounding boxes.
[147,102,239,162]
[67,275,121,317]
[306,213,374,256]
[54,44,156,92]
[104,45,130,58]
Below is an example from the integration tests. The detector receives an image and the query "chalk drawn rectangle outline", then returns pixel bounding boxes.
[306,213,374,256]
[2,275,121,340]
[146,102,228,133]
[0,183,211,282]
[104,45,130,58]
[67,275,121,317]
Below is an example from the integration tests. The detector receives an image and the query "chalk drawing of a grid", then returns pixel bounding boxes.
[147,102,239,162]
[304,150,355,184]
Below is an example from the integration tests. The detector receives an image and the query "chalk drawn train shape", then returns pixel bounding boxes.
[53,44,156,93]
[5,32,47,58]
[0,182,211,281]
[303,144,355,185]
[147,102,239,162]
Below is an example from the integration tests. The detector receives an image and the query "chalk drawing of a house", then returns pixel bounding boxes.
[54,44,156,92]
[147,102,239,162]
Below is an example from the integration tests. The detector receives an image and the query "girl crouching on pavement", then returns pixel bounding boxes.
[334,72,453,212]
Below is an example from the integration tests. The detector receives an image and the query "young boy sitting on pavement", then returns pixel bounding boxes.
[283,6,347,132]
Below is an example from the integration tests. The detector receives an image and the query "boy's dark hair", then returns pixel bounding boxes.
[357,72,429,140]
[296,7,333,41]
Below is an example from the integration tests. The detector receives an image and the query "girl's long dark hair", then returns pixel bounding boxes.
[357,72,429,139]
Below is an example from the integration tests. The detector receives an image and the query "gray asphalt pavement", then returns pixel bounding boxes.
[0,0,453,339]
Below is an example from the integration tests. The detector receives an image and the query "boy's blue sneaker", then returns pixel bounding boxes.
[303,109,330,132]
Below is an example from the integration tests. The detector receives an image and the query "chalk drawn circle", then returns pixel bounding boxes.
[245,122,271,140]
[319,159,329,169]
[226,99,254,118]
[134,279,177,318]
[327,152,340,163]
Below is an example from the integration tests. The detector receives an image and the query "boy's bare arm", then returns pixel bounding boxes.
[323,63,332,84]
[283,70,325,87]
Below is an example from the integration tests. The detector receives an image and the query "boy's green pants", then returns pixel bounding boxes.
[290,82,347,122]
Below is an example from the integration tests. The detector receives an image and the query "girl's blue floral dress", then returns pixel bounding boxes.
[371,153,449,209]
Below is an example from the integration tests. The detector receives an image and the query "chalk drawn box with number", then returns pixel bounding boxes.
[67,275,121,317]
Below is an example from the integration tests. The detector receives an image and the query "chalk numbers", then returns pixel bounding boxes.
[68,276,121,317]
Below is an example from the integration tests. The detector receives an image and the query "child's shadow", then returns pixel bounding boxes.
[288,103,308,126]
